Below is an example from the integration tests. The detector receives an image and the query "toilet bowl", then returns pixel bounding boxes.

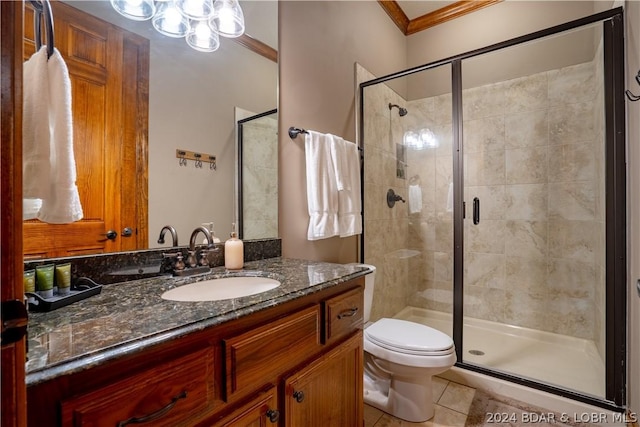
[348,263,457,422]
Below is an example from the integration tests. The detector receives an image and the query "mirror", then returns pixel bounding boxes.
[236,109,278,240]
[24,0,278,256]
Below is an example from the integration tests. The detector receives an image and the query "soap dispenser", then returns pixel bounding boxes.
[202,222,221,244]
[224,223,244,270]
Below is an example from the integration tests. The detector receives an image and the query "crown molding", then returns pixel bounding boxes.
[379,0,503,36]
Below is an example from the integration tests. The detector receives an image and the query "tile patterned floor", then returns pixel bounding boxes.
[364,377,475,427]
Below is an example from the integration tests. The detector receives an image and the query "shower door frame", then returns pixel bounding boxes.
[359,7,626,411]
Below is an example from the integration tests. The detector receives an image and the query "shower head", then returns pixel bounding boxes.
[388,103,408,117]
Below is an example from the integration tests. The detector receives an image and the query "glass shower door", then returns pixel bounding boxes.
[460,23,607,398]
[360,63,455,336]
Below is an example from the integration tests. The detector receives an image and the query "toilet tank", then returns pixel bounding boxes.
[345,263,376,323]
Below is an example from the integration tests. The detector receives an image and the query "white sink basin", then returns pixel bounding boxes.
[161,276,281,302]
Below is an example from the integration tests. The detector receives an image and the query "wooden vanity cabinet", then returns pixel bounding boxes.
[283,332,363,427]
[26,278,364,427]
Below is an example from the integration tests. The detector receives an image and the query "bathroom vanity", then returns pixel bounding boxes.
[25,258,367,426]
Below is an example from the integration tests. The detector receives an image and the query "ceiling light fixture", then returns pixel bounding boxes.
[110,0,245,52]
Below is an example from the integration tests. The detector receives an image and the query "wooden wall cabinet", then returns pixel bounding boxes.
[27,278,365,427]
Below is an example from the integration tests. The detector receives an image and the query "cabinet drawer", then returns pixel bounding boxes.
[324,287,363,343]
[61,347,216,427]
[224,305,321,398]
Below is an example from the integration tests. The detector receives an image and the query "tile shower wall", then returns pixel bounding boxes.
[242,116,278,239]
[359,64,414,322]
[361,53,605,354]
[404,59,605,350]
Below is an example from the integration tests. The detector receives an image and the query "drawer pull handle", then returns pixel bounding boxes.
[116,390,187,426]
[337,307,359,319]
[266,409,280,423]
[293,390,305,403]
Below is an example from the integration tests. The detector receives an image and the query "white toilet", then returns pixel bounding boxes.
[353,263,457,422]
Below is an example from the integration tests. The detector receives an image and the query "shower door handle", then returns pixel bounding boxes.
[473,197,480,225]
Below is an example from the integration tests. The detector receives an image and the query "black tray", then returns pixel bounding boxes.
[26,277,102,312]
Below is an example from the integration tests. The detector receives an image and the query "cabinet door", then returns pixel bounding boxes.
[284,332,363,427]
[215,387,280,427]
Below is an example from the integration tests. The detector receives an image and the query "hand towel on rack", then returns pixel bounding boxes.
[23,47,83,223]
[329,134,362,237]
[37,48,83,223]
[305,131,339,240]
[408,184,422,214]
[23,46,51,205]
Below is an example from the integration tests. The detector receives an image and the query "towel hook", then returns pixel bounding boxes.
[177,150,187,166]
[193,153,203,168]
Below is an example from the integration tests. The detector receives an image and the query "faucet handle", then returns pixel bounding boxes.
[174,254,185,271]
[186,250,198,268]
[198,249,210,267]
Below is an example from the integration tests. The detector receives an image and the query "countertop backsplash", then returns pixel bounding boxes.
[23,238,282,285]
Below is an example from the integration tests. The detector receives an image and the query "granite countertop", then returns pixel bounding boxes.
[26,257,369,387]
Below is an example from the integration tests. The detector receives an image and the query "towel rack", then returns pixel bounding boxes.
[29,0,55,59]
[288,127,309,139]
[288,126,363,152]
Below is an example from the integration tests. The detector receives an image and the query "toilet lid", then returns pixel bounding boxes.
[365,318,454,355]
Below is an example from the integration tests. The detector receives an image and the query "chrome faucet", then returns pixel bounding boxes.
[157,225,179,247]
[187,226,215,268]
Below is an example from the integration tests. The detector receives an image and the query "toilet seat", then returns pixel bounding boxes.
[365,318,454,356]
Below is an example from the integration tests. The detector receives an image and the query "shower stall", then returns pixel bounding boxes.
[358,8,626,410]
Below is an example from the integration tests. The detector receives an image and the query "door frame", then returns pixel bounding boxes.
[1,1,27,426]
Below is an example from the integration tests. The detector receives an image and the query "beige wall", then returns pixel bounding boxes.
[406,1,599,69]
[149,40,277,246]
[626,0,640,416]
[278,1,406,262]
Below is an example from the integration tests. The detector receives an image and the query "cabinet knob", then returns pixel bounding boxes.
[266,409,280,423]
[104,230,118,240]
[293,390,305,403]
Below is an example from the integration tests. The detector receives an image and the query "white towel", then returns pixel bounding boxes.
[329,134,362,237]
[23,47,83,223]
[408,184,422,214]
[305,131,339,240]
[23,46,51,202]
[446,182,454,213]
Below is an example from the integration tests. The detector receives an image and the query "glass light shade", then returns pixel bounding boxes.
[186,20,220,52]
[176,0,214,20]
[403,130,419,149]
[418,128,438,149]
[153,1,190,38]
[110,0,156,21]
[209,0,245,38]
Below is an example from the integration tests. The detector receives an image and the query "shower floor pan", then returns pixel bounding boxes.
[394,306,605,398]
